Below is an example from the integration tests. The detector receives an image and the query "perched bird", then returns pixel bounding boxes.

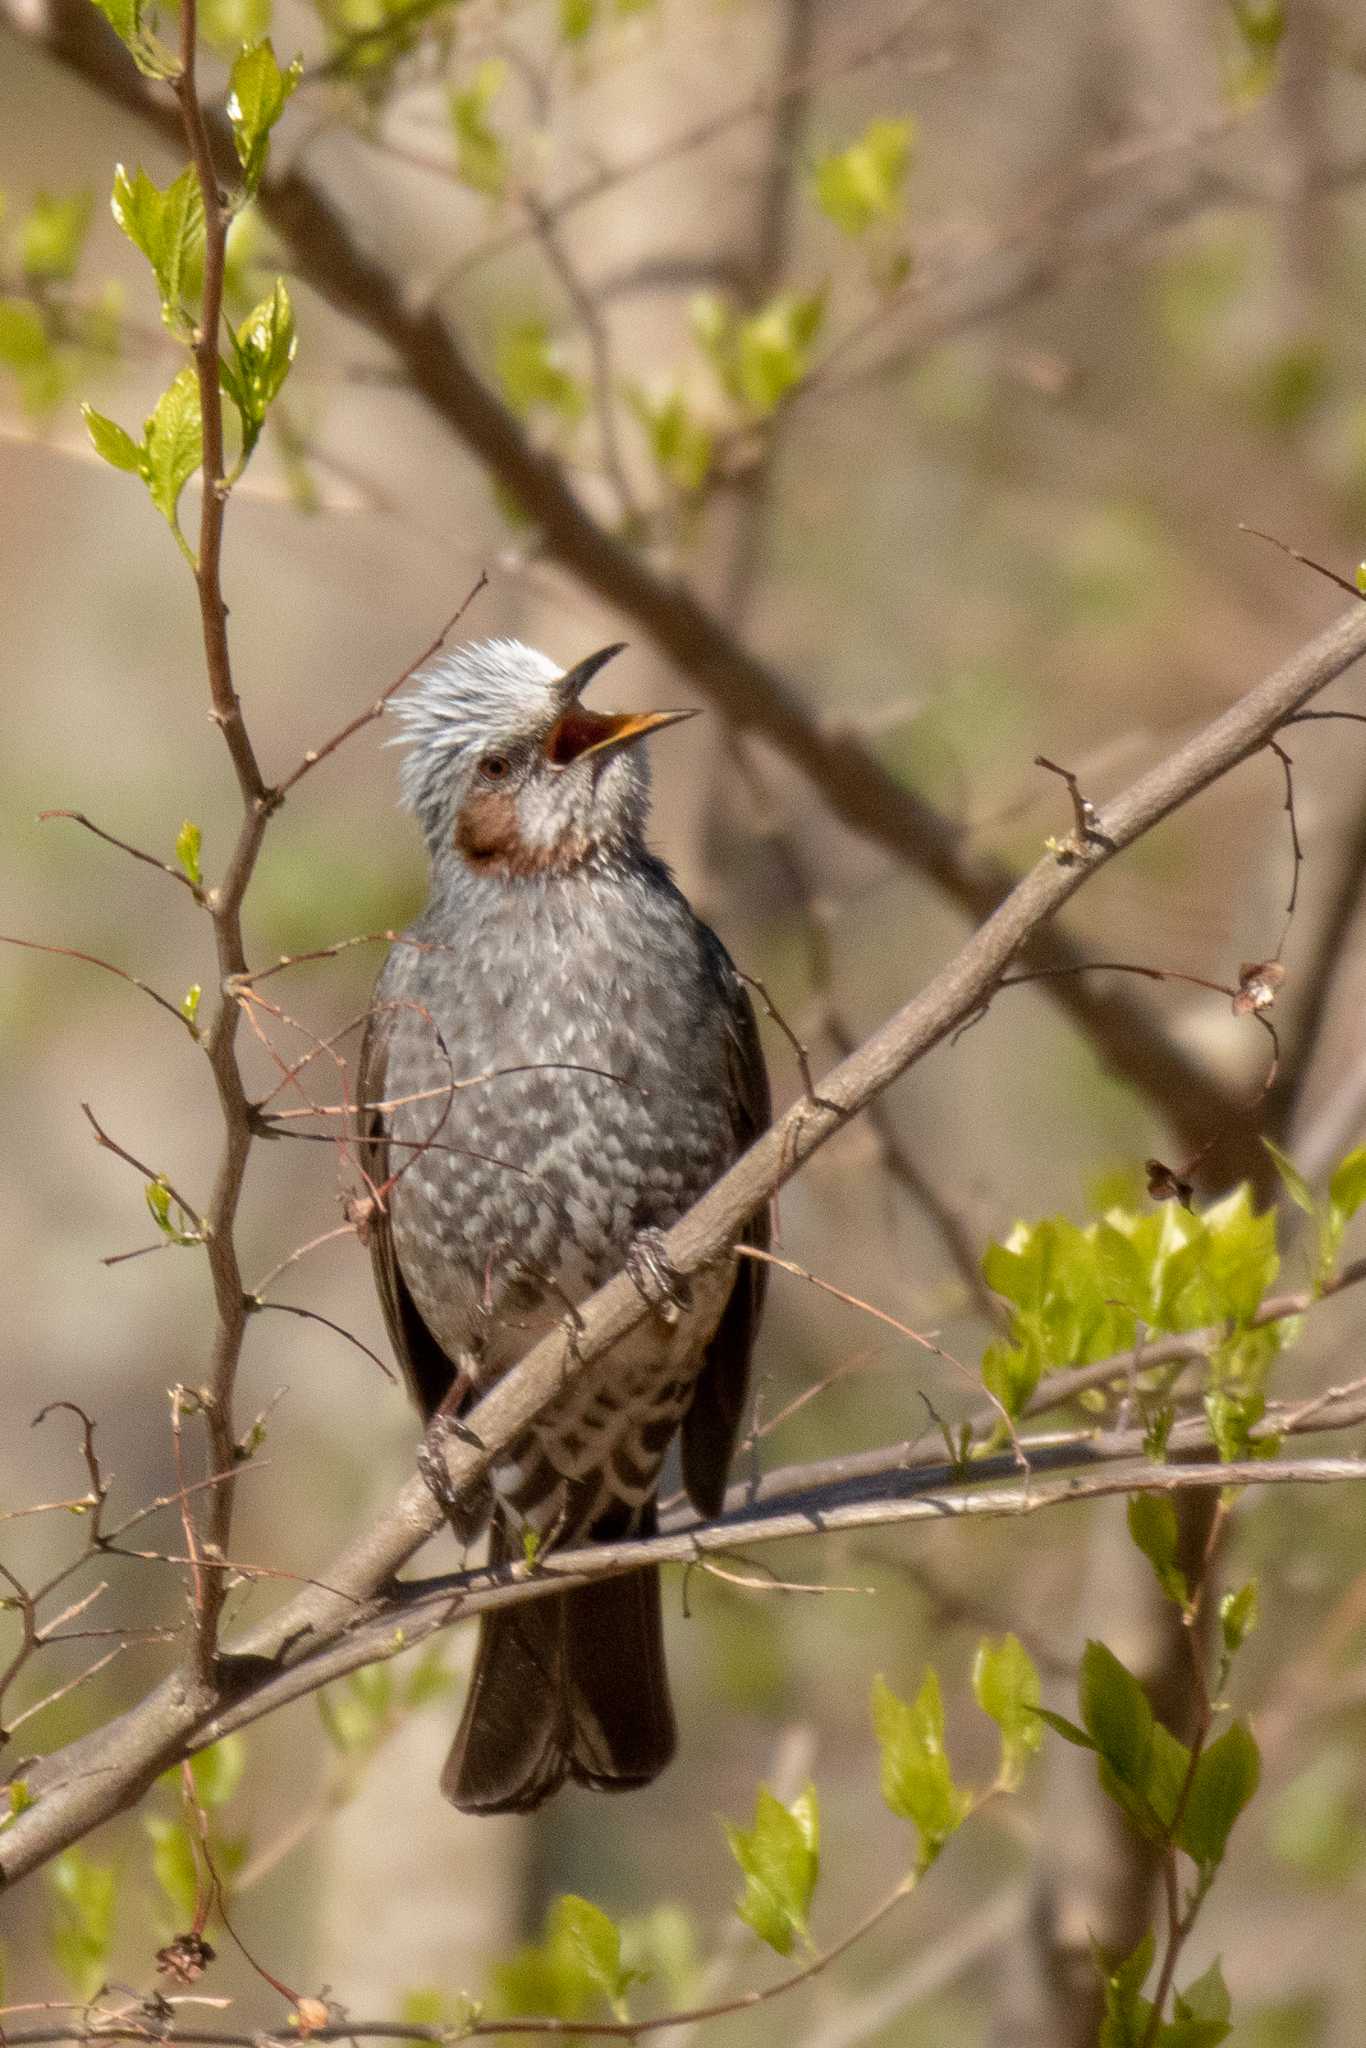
[358,638,769,1814]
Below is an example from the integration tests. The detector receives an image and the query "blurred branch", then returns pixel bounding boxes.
[6,0,1268,1170]
[6,596,1366,1884]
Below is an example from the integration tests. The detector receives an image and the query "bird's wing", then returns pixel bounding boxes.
[356,998,458,1420]
[680,940,771,1521]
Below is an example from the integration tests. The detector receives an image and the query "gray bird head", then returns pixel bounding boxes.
[391,639,692,874]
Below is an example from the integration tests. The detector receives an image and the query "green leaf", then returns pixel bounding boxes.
[1219,1579,1259,1657]
[1127,1494,1188,1605]
[1097,1930,1156,2047]
[724,1783,819,1955]
[449,61,508,198]
[1079,1641,1154,1790]
[1034,1706,1096,1749]
[1198,1187,1279,1326]
[549,1897,640,2020]
[227,41,302,192]
[1329,1145,1366,1222]
[733,289,825,413]
[872,1671,969,1866]
[189,1734,244,1809]
[494,318,586,423]
[1175,1957,1232,2030]
[142,365,203,530]
[402,1641,454,1708]
[317,1663,395,1756]
[176,818,203,887]
[181,983,203,1026]
[145,1815,200,1923]
[560,0,596,38]
[981,1334,1042,1419]
[82,404,143,473]
[47,1847,117,1999]
[199,0,270,49]
[86,0,181,76]
[0,297,48,369]
[625,384,714,494]
[972,1634,1042,1790]
[1262,1138,1315,1215]
[221,280,296,459]
[1178,1720,1260,1869]
[111,165,204,327]
[1230,0,1285,54]
[20,190,94,282]
[812,117,915,236]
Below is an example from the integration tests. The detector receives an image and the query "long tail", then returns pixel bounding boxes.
[442,1552,676,1814]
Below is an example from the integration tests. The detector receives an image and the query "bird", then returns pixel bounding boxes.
[357,637,769,1814]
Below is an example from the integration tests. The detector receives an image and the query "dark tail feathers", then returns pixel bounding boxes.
[441,1563,676,1814]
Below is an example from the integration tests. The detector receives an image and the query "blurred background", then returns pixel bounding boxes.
[4,0,1366,2041]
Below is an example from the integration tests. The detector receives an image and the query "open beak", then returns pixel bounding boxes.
[545,644,697,766]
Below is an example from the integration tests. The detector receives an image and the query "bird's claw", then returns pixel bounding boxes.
[417,1394,485,1530]
[626,1227,691,1324]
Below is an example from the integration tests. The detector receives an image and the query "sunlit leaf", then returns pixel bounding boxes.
[724,1784,819,1955]
[227,40,302,192]
[812,117,915,237]
[872,1671,969,1866]
[142,365,203,530]
[972,1633,1042,1789]
[111,165,204,327]
[20,190,94,282]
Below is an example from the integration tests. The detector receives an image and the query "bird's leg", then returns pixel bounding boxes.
[625,1227,692,1325]
[417,1357,486,1526]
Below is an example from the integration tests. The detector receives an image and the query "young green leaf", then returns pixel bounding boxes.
[449,61,508,198]
[972,1634,1043,1790]
[1079,1640,1154,1791]
[980,1334,1043,1419]
[1173,1956,1232,2033]
[142,365,203,531]
[550,1896,641,2020]
[1219,1579,1258,1658]
[734,290,825,414]
[86,0,180,76]
[812,117,915,237]
[20,190,94,282]
[181,983,203,1026]
[176,818,203,887]
[47,1848,117,1999]
[0,297,48,371]
[82,403,143,474]
[145,1815,200,1923]
[1178,1720,1260,1870]
[872,1671,969,1866]
[1329,1144,1366,1223]
[724,1783,819,1955]
[227,41,302,193]
[560,0,596,38]
[495,319,586,423]
[1262,1137,1315,1216]
[1127,1494,1188,1605]
[317,1664,395,1756]
[221,280,296,460]
[110,165,204,328]
[189,1734,245,1810]
[625,385,714,495]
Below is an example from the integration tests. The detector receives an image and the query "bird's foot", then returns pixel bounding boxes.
[417,1371,485,1529]
[626,1227,691,1325]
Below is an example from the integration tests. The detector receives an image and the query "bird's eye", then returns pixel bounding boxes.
[477,752,512,783]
